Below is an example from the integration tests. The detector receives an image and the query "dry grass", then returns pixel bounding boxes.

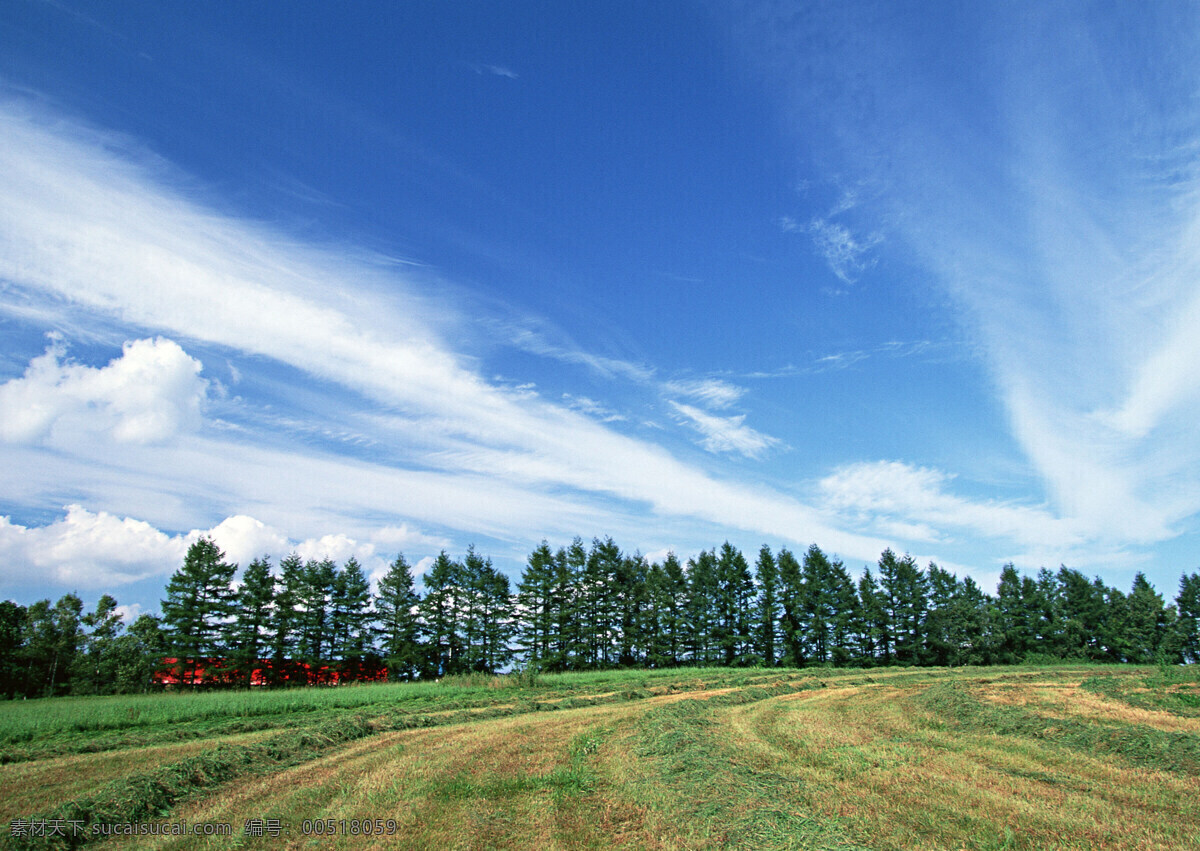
[977,680,1200,734]
[717,672,1200,850]
[0,730,275,824]
[7,666,1196,851]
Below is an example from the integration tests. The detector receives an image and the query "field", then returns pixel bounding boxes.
[1,665,1198,850]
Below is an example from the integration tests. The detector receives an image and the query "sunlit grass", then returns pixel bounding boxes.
[4,665,1197,850]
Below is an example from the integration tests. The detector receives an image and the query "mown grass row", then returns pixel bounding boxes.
[920,679,1200,776]
[1080,666,1200,716]
[3,673,849,849]
[631,697,865,850]
[1,715,376,851]
[0,667,844,764]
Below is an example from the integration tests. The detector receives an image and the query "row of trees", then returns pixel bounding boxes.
[2,536,1198,695]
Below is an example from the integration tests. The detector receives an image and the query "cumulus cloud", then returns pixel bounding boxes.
[0,502,456,596]
[0,336,207,445]
[193,515,291,567]
[0,505,186,588]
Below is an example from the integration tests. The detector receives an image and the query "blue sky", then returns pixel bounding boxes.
[2,1,1199,617]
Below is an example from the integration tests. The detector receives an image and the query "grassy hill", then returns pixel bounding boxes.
[1,665,1197,849]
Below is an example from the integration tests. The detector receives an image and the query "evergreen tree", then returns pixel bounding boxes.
[477,561,514,674]
[1123,572,1165,663]
[660,552,688,667]
[615,552,648,666]
[1175,572,1200,664]
[516,542,557,669]
[684,549,719,665]
[922,564,959,666]
[800,545,837,664]
[161,538,236,687]
[827,558,861,666]
[553,539,588,670]
[953,576,991,665]
[420,551,464,676]
[270,553,305,685]
[754,545,779,666]
[376,554,423,681]
[1055,567,1106,659]
[992,563,1029,664]
[777,547,805,666]
[644,560,670,668]
[857,568,886,665]
[231,557,275,687]
[298,558,338,679]
[330,557,373,679]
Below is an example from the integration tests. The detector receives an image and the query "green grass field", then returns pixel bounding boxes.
[1,665,1197,850]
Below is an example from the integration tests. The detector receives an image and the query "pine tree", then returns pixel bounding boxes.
[298,558,338,680]
[922,564,959,666]
[420,551,464,676]
[554,539,588,670]
[684,549,719,665]
[331,557,373,680]
[1055,567,1105,659]
[800,545,837,664]
[376,554,423,681]
[660,552,687,667]
[992,563,1028,664]
[516,542,556,669]
[615,552,648,666]
[857,567,886,665]
[754,545,779,667]
[231,557,275,687]
[644,560,669,668]
[1175,572,1200,664]
[161,538,235,688]
[777,548,805,666]
[1123,572,1165,663]
[270,553,305,685]
[827,558,860,666]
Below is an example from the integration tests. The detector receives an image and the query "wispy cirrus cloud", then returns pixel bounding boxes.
[661,378,745,409]
[734,3,1200,557]
[469,62,519,79]
[0,98,893,596]
[805,217,881,285]
[667,401,781,459]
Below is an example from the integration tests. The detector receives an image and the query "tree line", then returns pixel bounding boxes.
[2,535,1199,696]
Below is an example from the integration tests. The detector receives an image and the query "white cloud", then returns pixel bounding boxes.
[0,337,207,445]
[806,218,880,285]
[470,63,519,79]
[0,501,455,596]
[668,401,781,459]
[562,394,627,422]
[661,378,745,410]
[0,505,185,588]
[0,100,894,571]
[194,515,290,567]
[819,460,1089,553]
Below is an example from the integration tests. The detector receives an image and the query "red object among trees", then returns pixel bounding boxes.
[154,658,388,688]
